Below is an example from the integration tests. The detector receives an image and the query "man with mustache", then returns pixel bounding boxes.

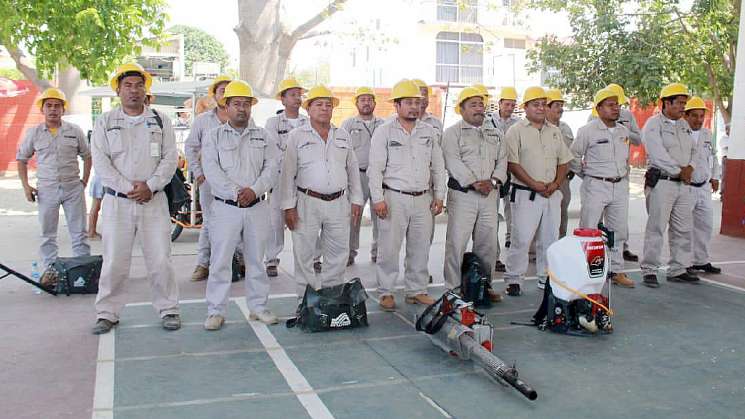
[185,75,232,281]
[90,63,180,334]
[340,87,385,266]
[201,80,280,329]
[368,79,447,311]
[17,87,92,280]
[503,86,573,296]
[545,89,575,238]
[442,87,507,302]
[264,78,309,278]
[570,88,636,288]
[280,85,363,305]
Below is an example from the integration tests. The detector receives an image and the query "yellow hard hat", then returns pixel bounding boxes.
[354,86,377,101]
[545,88,564,105]
[471,84,491,98]
[389,79,423,101]
[209,75,233,96]
[276,78,306,99]
[219,80,258,107]
[455,87,486,115]
[35,87,67,109]
[109,63,153,92]
[593,88,619,107]
[302,85,339,110]
[521,86,547,107]
[660,83,690,100]
[685,96,707,112]
[411,78,432,96]
[606,83,628,105]
[499,86,518,101]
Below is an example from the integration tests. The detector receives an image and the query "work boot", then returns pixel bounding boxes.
[611,272,635,288]
[668,271,700,283]
[689,263,721,274]
[249,310,279,325]
[371,254,377,263]
[487,288,503,303]
[313,261,322,274]
[494,260,506,272]
[347,256,355,267]
[623,250,639,262]
[405,294,435,305]
[203,314,225,331]
[505,240,511,248]
[379,295,395,311]
[642,274,660,288]
[92,319,118,335]
[266,265,278,278]
[191,265,209,281]
[537,277,546,290]
[506,284,521,296]
[161,314,181,331]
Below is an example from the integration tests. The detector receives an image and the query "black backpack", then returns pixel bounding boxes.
[461,252,492,308]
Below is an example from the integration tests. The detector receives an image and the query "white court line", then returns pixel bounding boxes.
[91,329,115,419]
[236,298,335,419]
[700,278,745,293]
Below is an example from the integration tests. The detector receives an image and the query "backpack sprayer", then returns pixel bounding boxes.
[416,291,538,401]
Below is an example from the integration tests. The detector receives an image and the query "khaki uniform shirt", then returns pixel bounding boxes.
[570,118,631,178]
[505,119,574,186]
[588,108,641,146]
[642,113,698,177]
[91,107,178,194]
[441,119,508,187]
[489,114,520,137]
[184,108,224,179]
[280,125,363,210]
[201,120,279,202]
[340,115,385,171]
[265,111,309,156]
[690,128,721,183]
[368,119,447,203]
[16,121,90,188]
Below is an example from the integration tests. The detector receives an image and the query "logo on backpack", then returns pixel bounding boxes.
[330,313,351,328]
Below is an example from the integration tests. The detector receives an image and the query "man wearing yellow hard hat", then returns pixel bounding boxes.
[200,80,281,328]
[683,96,722,275]
[265,78,309,278]
[279,85,363,304]
[340,87,385,266]
[569,88,636,288]
[503,86,573,296]
[91,63,181,334]
[545,89,575,239]
[441,86,507,303]
[411,79,444,134]
[184,74,232,281]
[368,79,446,311]
[16,87,92,281]
[487,86,520,272]
[640,83,700,287]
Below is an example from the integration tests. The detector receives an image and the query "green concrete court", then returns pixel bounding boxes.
[91,272,745,419]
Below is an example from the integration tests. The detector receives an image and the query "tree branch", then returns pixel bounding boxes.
[289,0,348,41]
[298,30,332,41]
[2,44,52,90]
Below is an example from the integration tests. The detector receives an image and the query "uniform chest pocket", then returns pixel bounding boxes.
[61,135,79,149]
[349,128,364,149]
[298,141,319,167]
[218,140,239,170]
[661,129,680,150]
[414,136,433,160]
[483,133,500,159]
[588,138,613,162]
[34,139,52,153]
[248,138,267,168]
[106,129,125,155]
[332,138,351,163]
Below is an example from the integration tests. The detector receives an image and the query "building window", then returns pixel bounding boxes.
[437,0,477,23]
[436,32,483,84]
[504,38,526,49]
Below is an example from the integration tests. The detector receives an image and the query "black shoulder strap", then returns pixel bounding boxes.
[151,109,164,130]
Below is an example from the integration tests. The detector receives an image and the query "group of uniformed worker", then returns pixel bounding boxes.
[17,62,723,334]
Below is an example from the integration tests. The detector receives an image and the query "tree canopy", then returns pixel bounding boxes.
[169,25,230,77]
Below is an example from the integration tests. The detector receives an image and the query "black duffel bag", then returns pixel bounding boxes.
[45,255,103,295]
[286,278,369,332]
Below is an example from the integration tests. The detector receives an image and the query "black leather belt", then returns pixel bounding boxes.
[104,187,158,199]
[359,168,367,173]
[214,194,266,208]
[447,177,475,193]
[588,175,626,183]
[510,183,536,202]
[660,175,682,182]
[383,184,427,196]
[297,187,345,201]
[690,180,708,187]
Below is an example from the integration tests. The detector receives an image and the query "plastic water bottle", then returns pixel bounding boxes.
[31,261,42,295]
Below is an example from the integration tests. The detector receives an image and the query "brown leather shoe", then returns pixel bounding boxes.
[379,295,396,311]
[405,294,436,305]
[611,272,635,288]
[487,288,503,303]
[266,265,278,277]
[191,265,209,281]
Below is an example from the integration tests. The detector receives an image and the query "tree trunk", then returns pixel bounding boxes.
[2,43,52,90]
[235,0,348,96]
[57,64,90,115]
